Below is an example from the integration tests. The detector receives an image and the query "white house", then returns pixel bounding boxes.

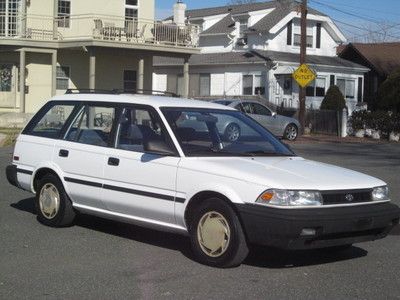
[153,0,369,112]
[0,0,200,115]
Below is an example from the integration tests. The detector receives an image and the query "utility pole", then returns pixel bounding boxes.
[299,0,308,131]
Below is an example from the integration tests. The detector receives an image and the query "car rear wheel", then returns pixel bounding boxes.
[35,174,76,227]
[224,123,241,142]
[189,198,249,268]
[284,123,298,141]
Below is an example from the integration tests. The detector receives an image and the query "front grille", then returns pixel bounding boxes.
[321,189,373,205]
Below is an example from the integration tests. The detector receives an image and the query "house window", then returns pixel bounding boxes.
[306,77,326,97]
[124,70,137,91]
[243,75,253,95]
[239,18,248,37]
[56,66,70,90]
[125,0,138,21]
[293,24,313,48]
[199,74,210,96]
[243,75,265,96]
[337,78,355,99]
[58,0,71,28]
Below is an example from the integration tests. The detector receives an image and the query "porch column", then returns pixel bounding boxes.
[89,48,96,90]
[53,0,58,40]
[137,58,144,91]
[19,49,26,113]
[51,50,57,96]
[183,57,189,98]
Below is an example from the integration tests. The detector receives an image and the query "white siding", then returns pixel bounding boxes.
[225,73,242,96]
[153,73,167,92]
[210,74,225,95]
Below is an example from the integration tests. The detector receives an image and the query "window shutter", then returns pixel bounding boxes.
[330,75,335,86]
[287,20,292,45]
[316,23,321,49]
[357,77,363,102]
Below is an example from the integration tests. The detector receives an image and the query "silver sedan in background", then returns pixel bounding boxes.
[213,100,300,141]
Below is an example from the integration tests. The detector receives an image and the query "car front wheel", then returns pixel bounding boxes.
[284,123,298,141]
[189,198,249,268]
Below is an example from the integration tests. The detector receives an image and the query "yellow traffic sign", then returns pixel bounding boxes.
[292,64,316,88]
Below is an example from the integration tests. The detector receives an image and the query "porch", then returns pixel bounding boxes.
[0,13,200,48]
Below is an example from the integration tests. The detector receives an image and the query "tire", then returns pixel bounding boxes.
[35,174,76,227]
[189,198,249,268]
[224,123,241,142]
[284,123,298,141]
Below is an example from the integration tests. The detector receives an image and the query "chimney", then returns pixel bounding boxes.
[173,0,187,26]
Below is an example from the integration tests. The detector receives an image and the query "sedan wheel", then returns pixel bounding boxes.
[39,183,60,220]
[284,124,298,141]
[224,123,241,142]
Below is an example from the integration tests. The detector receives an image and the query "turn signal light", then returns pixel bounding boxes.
[260,191,274,202]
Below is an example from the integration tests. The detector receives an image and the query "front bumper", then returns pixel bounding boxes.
[236,202,400,250]
[6,165,19,188]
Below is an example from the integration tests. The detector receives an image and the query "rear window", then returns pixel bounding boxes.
[24,102,77,139]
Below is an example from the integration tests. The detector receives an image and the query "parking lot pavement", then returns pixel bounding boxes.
[0,143,399,300]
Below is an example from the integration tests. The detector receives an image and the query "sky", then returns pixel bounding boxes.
[155,0,400,42]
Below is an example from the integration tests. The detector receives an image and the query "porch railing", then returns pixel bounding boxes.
[0,13,200,47]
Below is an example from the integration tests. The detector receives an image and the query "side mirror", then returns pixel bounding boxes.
[143,140,176,156]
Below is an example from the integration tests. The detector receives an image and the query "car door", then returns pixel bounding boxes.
[54,102,117,210]
[102,105,180,225]
[243,102,280,135]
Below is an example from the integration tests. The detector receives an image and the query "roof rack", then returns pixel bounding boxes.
[65,89,178,97]
[65,89,115,94]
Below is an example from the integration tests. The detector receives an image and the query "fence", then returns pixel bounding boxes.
[278,108,341,136]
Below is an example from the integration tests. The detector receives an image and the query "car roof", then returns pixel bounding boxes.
[212,99,268,107]
[51,94,236,110]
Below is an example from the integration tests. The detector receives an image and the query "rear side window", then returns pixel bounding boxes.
[27,103,76,138]
[65,105,116,147]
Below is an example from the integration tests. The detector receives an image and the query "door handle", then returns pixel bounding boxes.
[59,149,69,157]
[108,157,120,166]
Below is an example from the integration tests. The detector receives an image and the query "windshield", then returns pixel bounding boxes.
[161,108,295,157]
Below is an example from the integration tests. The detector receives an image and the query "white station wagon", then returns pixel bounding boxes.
[6,92,400,268]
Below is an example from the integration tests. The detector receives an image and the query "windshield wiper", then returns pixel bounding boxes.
[244,150,295,157]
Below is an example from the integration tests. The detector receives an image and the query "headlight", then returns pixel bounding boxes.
[256,189,323,207]
[372,186,389,201]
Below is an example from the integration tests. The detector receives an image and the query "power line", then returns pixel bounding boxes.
[333,19,400,40]
[314,0,400,18]
[310,0,386,24]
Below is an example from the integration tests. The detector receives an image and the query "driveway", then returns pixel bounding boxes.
[0,143,399,299]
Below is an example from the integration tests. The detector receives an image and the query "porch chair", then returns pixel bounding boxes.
[136,24,147,43]
[93,19,104,39]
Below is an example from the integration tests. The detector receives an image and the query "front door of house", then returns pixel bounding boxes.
[276,75,293,107]
[0,64,17,108]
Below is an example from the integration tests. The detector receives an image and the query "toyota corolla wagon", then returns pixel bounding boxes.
[6,91,400,268]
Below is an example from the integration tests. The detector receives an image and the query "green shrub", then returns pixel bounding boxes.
[320,85,347,111]
[378,69,400,112]
[370,111,392,135]
[349,110,368,130]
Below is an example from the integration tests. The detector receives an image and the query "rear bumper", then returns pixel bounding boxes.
[6,165,19,188]
[236,202,400,250]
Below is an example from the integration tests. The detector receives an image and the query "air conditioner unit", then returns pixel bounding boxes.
[237,37,247,46]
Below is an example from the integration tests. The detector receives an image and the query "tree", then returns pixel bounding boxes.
[320,85,347,111]
[377,69,400,112]
[347,21,400,43]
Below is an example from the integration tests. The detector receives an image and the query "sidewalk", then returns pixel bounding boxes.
[288,134,395,144]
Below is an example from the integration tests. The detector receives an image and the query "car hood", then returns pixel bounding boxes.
[182,156,385,191]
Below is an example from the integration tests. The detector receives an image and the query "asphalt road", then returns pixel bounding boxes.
[0,143,399,300]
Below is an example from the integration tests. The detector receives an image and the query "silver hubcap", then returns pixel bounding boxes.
[39,183,60,220]
[197,211,231,258]
[285,125,298,140]
[226,125,240,142]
